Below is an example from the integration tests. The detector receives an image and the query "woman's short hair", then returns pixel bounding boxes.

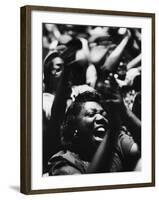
[43,51,60,85]
[61,90,103,146]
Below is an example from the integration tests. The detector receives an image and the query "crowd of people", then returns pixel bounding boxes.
[42,23,141,175]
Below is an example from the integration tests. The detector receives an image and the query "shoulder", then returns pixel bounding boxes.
[118,127,140,157]
[43,93,55,120]
[48,150,89,175]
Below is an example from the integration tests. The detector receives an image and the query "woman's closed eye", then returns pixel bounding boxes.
[85,110,96,117]
[101,111,107,118]
[85,109,107,118]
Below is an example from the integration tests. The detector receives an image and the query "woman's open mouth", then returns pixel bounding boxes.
[93,126,107,142]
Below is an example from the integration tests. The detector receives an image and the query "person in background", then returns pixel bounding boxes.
[42,38,91,173]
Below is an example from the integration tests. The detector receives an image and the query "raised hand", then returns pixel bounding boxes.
[60,38,82,65]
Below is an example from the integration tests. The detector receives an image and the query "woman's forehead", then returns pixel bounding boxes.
[80,101,103,111]
[52,57,64,64]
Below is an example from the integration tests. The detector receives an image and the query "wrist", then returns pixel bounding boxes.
[120,104,129,122]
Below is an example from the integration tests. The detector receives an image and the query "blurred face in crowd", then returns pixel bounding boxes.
[46,56,64,92]
[51,57,64,79]
[76,101,109,147]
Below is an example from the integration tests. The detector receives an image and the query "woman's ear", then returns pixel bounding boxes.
[73,129,79,137]
[73,129,80,142]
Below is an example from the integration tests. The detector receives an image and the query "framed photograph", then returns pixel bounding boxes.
[20,5,155,194]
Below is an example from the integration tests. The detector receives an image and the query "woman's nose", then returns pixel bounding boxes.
[95,113,106,123]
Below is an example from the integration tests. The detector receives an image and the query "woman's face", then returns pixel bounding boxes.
[48,57,64,91]
[76,101,109,146]
[51,57,64,79]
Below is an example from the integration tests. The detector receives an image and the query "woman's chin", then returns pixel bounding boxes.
[93,135,104,144]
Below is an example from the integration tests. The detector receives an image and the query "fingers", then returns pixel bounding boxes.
[106,73,119,89]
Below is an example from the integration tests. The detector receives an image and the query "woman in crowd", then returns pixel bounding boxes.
[48,75,141,175]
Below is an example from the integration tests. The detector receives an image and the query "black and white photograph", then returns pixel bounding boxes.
[42,23,142,176]
[20,6,155,194]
